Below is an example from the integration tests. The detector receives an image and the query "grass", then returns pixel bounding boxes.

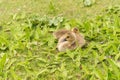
[0,0,120,80]
[0,0,120,23]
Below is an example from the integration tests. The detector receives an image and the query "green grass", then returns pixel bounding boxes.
[0,0,120,23]
[0,0,120,80]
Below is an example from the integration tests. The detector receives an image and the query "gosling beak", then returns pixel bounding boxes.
[63,39,67,41]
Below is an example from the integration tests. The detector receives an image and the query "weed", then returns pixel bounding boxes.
[0,5,120,80]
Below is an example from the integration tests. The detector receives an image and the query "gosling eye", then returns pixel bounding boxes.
[66,36,70,39]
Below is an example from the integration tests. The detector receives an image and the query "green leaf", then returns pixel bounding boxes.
[107,59,120,79]
[0,53,6,73]
[94,68,104,80]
